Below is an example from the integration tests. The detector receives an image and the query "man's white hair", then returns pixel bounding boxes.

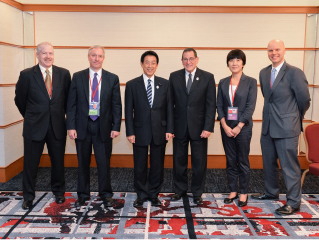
[36,42,54,54]
[88,45,105,56]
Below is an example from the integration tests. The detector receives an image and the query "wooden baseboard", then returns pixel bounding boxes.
[0,154,309,183]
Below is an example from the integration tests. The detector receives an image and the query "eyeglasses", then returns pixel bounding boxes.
[182,57,196,62]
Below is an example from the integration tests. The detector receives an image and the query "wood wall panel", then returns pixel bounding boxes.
[34,12,306,48]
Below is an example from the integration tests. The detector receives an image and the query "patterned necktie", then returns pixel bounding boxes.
[147,79,152,107]
[270,68,276,87]
[45,69,52,98]
[90,73,99,121]
[187,73,192,93]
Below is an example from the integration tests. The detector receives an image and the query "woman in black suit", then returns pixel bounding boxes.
[217,49,257,207]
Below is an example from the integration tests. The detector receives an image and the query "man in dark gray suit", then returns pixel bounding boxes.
[169,48,216,204]
[125,51,173,207]
[252,39,310,215]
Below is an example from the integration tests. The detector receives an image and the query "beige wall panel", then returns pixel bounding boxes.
[23,12,34,46]
[304,51,315,85]
[305,14,317,48]
[35,12,305,48]
[311,87,319,121]
[304,86,313,121]
[0,46,25,84]
[314,51,319,85]
[24,49,36,69]
[53,49,304,86]
[0,123,23,167]
[0,2,23,45]
[0,87,22,126]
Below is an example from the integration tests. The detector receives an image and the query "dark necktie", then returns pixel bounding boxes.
[187,73,192,93]
[147,79,152,107]
[90,73,99,121]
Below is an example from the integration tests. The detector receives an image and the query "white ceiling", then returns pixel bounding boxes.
[13,0,319,6]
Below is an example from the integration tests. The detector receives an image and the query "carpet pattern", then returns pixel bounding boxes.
[1,191,319,239]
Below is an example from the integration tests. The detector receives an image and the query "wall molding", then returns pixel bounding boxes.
[0,154,309,182]
[0,120,23,129]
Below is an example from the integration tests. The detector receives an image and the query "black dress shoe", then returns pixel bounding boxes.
[133,198,145,208]
[275,204,300,215]
[101,197,113,207]
[75,197,90,207]
[22,200,33,210]
[194,196,203,205]
[55,195,65,204]
[238,196,248,207]
[251,193,279,200]
[171,193,185,201]
[150,198,161,206]
[224,194,238,204]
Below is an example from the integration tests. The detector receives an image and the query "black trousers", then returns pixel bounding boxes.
[173,129,208,197]
[133,140,166,200]
[221,126,252,194]
[23,121,66,201]
[75,118,113,199]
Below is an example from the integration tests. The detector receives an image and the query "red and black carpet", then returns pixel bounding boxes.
[1,191,319,239]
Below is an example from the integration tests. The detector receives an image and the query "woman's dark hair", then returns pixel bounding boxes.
[227,49,246,66]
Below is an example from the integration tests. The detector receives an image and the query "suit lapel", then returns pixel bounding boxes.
[178,70,188,95]
[270,62,286,97]
[137,75,150,107]
[51,65,60,100]
[224,76,232,107]
[152,76,161,108]
[100,69,108,101]
[34,64,50,100]
[233,73,247,105]
[189,68,201,94]
[82,68,90,103]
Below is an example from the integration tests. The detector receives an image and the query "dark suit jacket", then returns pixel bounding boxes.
[260,62,310,138]
[66,68,122,142]
[169,68,216,140]
[217,73,257,130]
[15,64,71,141]
[125,75,173,146]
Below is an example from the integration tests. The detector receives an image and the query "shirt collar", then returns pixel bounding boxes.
[272,61,285,72]
[39,64,52,74]
[89,68,102,79]
[185,68,197,78]
[143,74,155,83]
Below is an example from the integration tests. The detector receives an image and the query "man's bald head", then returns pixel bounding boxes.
[267,39,286,67]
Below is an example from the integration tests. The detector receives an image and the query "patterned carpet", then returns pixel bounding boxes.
[1,192,319,239]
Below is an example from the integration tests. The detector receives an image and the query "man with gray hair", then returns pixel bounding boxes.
[67,45,122,208]
[15,42,71,210]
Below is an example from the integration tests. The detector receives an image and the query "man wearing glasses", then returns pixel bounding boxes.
[169,48,216,204]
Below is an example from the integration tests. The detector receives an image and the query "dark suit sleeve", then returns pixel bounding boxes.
[64,70,71,112]
[203,74,216,132]
[66,74,77,130]
[166,82,174,133]
[291,68,311,122]
[111,76,122,132]
[124,82,134,136]
[216,81,225,121]
[14,71,29,117]
[259,71,265,97]
[238,78,257,124]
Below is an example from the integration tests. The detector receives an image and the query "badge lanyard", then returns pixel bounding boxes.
[230,77,240,107]
[89,74,102,102]
[42,71,53,97]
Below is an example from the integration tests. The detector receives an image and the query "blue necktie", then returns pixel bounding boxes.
[147,79,152,107]
[270,68,276,87]
[90,73,99,121]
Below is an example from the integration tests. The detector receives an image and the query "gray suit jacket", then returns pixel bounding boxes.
[259,62,310,138]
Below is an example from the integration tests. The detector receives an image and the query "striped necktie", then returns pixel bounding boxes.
[147,79,152,107]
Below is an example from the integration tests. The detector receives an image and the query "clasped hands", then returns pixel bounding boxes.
[223,125,241,138]
[127,133,174,144]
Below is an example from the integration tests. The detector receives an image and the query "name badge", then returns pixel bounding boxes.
[227,107,238,121]
[89,102,100,116]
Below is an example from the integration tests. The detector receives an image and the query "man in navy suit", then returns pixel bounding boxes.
[15,42,71,209]
[252,40,310,215]
[169,48,216,204]
[67,45,122,208]
[125,51,174,207]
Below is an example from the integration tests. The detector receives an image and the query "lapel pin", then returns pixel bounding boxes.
[156,86,159,89]
[196,77,199,81]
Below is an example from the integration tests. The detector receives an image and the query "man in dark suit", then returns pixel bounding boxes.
[15,42,71,210]
[169,48,216,204]
[252,39,311,215]
[67,45,122,208]
[125,51,174,207]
